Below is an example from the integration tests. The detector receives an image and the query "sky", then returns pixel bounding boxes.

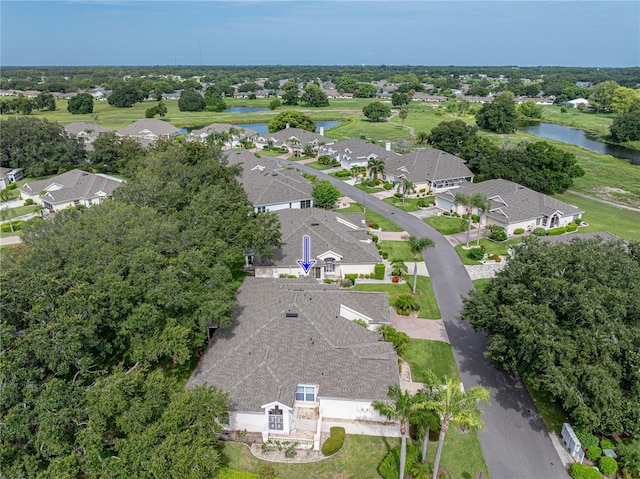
[1,0,639,67]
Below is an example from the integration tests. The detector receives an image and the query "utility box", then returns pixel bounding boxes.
[561,423,584,463]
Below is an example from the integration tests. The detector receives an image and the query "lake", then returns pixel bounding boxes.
[518,121,640,166]
[223,106,270,113]
[235,120,341,135]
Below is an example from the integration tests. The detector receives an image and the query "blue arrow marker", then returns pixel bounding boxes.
[297,235,316,275]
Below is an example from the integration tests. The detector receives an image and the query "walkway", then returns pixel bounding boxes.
[566,189,640,212]
[390,307,450,343]
[273,156,569,479]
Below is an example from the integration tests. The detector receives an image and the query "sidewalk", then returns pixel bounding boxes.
[389,307,450,343]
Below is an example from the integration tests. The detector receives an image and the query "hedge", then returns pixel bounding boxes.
[532,227,547,237]
[547,226,568,236]
[569,462,601,479]
[586,446,602,461]
[375,263,385,280]
[467,248,485,261]
[575,428,599,449]
[513,228,525,235]
[599,439,615,450]
[598,456,618,476]
[321,427,345,456]
[378,442,420,479]
[1,220,24,232]
[383,183,394,190]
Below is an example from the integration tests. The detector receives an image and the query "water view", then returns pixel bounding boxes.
[223,106,270,113]
[235,120,341,135]
[519,121,640,166]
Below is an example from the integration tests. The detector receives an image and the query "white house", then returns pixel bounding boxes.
[0,167,24,190]
[565,98,590,108]
[186,277,400,449]
[19,169,123,212]
[255,126,333,154]
[64,122,114,151]
[116,118,182,147]
[434,179,584,235]
[318,138,401,171]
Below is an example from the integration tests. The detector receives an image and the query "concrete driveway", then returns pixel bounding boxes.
[277,157,568,479]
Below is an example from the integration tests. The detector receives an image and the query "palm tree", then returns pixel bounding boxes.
[404,235,434,294]
[399,105,409,128]
[413,371,441,463]
[426,378,490,479]
[474,196,491,246]
[454,192,488,248]
[367,157,385,181]
[373,385,420,479]
[390,259,407,277]
[394,175,415,205]
[415,131,429,145]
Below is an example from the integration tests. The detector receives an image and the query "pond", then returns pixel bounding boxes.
[235,120,342,135]
[223,106,270,113]
[518,121,640,166]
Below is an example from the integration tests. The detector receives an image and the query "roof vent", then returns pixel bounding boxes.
[310,222,320,226]
[285,312,299,318]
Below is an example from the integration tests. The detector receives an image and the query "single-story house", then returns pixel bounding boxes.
[116,119,182,147]
[19,169,123,212]
[250,208,381,280]
[565,98,590,108]
[0,167,24,190]
[64,122,114,151]
[226,151,314,213]
[186,277,400,448]
[434,179,584,235]
[190,123,259,147]
[255,127,333,153]
[383,148,473,192]
[318,138,401,171]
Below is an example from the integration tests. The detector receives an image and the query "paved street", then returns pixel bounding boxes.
[277,158,568,479]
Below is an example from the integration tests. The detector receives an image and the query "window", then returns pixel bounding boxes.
[268,406,283,431]
[300,200,311,209]
[256,206,266,213]
[325,258,335,274]
[296,385,316,402]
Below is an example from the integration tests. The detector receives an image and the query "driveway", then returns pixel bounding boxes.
[276,158,568,479]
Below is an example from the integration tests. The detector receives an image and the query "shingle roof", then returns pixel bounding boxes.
[539,231,619,245]
[226,151,313,207]
[190,123,258,138]
[436,179,584,223]
[117,119,181,137]
[258,208,380,267]
[186,277,399,410]
[20,169,122,204]
[319,138,401,163]
[387,148,473,183]
[64,122,113,140]
[261,127,332,147]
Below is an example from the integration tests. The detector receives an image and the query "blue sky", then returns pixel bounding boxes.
[1,1,638,67]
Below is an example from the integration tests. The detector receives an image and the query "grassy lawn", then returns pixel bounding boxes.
[305,161,333,171]
[424,215,469,235]
[472,278,493,294]
[354,183,385,193]
[366,210,404,232]
[8,205,43,217]
[383,196,434,212]
[0,228,23,239]
[220,435,399,479]
[378,240,419,262]
[541,105,615,137]
[427,428,490,479]
[353,276,440,319]
[329,170,352,180]
[255,149,286,157]
[335,202,364,213]
[454,238,522,265]
[402,339,460,382]
[521,375,567,434]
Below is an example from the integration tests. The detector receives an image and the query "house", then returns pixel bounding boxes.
[19,169,123,212]
[434,179,584,235]
[565,98,590,109]
[0,167,24,190]
[383,148,473,193]
[116,119,182,147]
[256,127,333,153]
[64,122,114,151]
[318,138,400,171]
[226,151,314,213]
[251,208,381,280]
[186,277,400,448]
[190,123,259,146]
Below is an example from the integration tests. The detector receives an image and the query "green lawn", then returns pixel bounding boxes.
[255,149,286,157]
[335,202,364,213]
[424,216,470,235]
[305,161,333,170]
[378,240,420,262]
[220,434,399,479]
[472,278,493,294]
[7,205,43,217]
[521,375,567,434]
[353,276,441,319]
[354,183,385,193]
[365,210,404,232]
[454,238,522,265]
[383,196,434,212]
[541,105,615,137]
[402,339,460,382]
[0,228,23,239]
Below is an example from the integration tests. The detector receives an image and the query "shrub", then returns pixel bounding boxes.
[467,248,485,261]
[396,293,418,314]
[394,192,402,198]
[586,446,603,461]
[600,439,615,450]
[416,199,428,208]
[618,443,640,477]
[489,227,507,241]
[575,428,599,449]
[371,235,378,243]
[513,228,525,235]
[383,183,394,190]
[599,456,618,476]
[1,220,24,232]
[372,223,380,230]
[442,211,451,216]
[258,463,278,479]
[532,227,547,237]
[374,263,385,280]
[344,274,358,285]
[378,442,420,479]
[340,279,353,288]
[570,462,601,479]
[334,169,351,178]
[566,222,578,232]
[472,214,480,223]
[492,254,501,262]
[381,251,389,259]
[6,183,17,190]
[547,226,568,236]
[24,198,34,206]
[575,218,583,225]
[321,427,345,456]
[217,467,260,479]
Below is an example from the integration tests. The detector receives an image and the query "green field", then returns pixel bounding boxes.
[424,216,470,235]
[378,240,421,262]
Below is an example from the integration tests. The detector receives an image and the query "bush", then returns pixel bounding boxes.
[371,235,378,243]
[6,183,17,190]
[1,220,24,232]
[472,214,480,223]
[547,226,568,236]
[491,254,501,262]
[24,198,34,206]
[513,228,525,235]
[394,192,402,198]
[381,251,389,259]
[600,439,615,450]
[442,211,451,216]
[396,293,418,314]
[416,199,428,208]
[575,218,583,225]
[321,427,345,456]
[489,227,507,241]
[334,169,351,178]
[599,456,618,476]
[371,223,380,229]
[378,442,420,479]
[344,274,357,285]
[570,462,602,479]
[374,263,385,280]
[340,279,353,288]
[586,446,603,461]
[467,248,485,261]
[566,222,578,232]
[532,227,547,237]
[575,428,599,449]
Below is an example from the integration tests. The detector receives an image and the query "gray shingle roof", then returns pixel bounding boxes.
[20,169,122,204]
[190,123,258,139]
[117,119,181,137]
[64,122,113,140]
[261,127,332,147]
[387,148,473,183]
[318,138,401,163]
[186,277,399,411]
[539,231,619,245]
[258,208,380,267]
[436,179,584,223]
[226,151,313,207]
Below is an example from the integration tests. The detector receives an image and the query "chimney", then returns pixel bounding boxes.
[385,142,391,151]
[319,127,324,136]
[286,123,290,129]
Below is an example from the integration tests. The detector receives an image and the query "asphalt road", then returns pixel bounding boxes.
[277,158,568,479]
